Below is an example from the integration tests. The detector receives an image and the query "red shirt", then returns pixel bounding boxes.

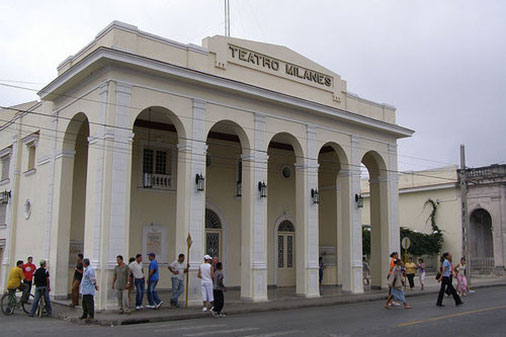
[22,263,36,281]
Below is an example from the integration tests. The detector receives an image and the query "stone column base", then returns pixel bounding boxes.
[241,268,268,302]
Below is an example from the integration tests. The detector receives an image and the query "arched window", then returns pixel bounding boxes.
[278,220,295,232]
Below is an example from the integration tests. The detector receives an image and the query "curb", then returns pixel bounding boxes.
[54,282,506,326]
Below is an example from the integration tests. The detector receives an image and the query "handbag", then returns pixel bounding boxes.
[435,272,441,280]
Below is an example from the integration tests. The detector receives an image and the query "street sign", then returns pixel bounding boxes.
[402,237,411,249]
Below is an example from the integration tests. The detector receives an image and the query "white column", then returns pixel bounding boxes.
[186,99,208,305]
[349,135,364,293]
[107,83,134,263]
[240,112,268,302]
[387,143,400,254]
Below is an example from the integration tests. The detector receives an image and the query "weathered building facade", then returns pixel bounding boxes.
[0,21,413,309]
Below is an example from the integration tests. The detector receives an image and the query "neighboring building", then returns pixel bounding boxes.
[459,164,506,273]
[362,164,506,274]
[0,21,413,309]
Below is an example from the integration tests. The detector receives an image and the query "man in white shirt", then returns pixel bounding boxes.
[197,255,214,312]
[129,254,145,310]
[168,253,189,307]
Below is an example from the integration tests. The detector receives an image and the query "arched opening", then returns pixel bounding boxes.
[267,132,303,290]
[470,208,494,270]
[317,143,347,288]
[205,120,250,288]
[58,113,89,297]
[130,106,183,287]
[361,150,388,288]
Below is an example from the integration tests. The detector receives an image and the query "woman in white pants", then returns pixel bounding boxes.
[198,255,214,312]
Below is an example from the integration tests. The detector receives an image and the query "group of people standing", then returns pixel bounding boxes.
[384,251,468,309]
[6,257,52,317]
[67,252,226,320]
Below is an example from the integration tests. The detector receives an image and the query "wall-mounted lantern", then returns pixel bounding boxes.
[311,188,320,204]
[258,181,267,198]
[0,190,11,204]
[195,173,205,192]
[355,194,364,208]
[236,181,242,197]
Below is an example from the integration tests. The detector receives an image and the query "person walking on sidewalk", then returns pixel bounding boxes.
[146,253,163,309]
[112,255,130,314]
[417,258,426,290]
[80,258,99,323]
[169,253,188,308]
[436,252,463,307]
[29,260,52,317]
[198,255,214,312]
[455,257,468,297]
[212,262,226,317]
[129,254,145,310]
[71,254,84,308]
[405,257,416,290]
[22,256,36,298]
[385,259,411,310]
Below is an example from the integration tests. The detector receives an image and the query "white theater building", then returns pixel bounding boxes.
[0,21,413,309]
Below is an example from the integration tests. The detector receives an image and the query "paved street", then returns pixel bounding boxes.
[2,286,506,337]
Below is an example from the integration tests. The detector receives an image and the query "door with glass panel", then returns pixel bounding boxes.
[277,220,295,287]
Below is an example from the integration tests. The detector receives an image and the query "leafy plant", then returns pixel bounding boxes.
[362,199,444,257]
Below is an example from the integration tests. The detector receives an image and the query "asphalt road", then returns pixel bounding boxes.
[2,286,506,337]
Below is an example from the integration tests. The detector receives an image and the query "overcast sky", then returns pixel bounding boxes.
[1,0,505,171]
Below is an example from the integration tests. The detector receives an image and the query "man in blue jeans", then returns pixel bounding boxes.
[146,253,163,309]
[168,253,189,307]
[29,260,52,317]
[129,254,145,310]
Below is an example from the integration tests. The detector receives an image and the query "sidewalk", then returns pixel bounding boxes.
[52,275,506,326]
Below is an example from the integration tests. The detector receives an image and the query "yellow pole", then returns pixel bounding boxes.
[185,233,192,309]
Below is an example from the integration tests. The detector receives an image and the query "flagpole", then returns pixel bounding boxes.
[185,233,192,309]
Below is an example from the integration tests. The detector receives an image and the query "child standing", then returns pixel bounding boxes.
[212,262,226,318]
[455,257,468,297]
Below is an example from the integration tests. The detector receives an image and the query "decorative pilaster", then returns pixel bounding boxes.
[0,135,19,292]
[349,135,364,293]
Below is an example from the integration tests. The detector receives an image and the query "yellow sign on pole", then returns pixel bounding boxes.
[185,233,192,309]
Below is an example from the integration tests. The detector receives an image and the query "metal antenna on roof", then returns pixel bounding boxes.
[224,0,231,37]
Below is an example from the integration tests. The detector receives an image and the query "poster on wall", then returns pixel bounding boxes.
[142,223,168,264]
[69,240,84,267]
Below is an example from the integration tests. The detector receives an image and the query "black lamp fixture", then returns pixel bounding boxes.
[311,188,320,204]
[195,173,205,191]
[258,181,267,198]
[0,190,11,204]
[355,194,364,208]
[236,181,242,197]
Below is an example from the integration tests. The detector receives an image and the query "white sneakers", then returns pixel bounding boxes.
[202,307,208,312]
[155,301,163,309]
[145,305,155,309]
[135,305,144,310]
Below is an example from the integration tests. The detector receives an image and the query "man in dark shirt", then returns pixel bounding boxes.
[71,254,84,308]
[29,260,52,317]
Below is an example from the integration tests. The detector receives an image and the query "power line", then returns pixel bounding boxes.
[0,80,457,169]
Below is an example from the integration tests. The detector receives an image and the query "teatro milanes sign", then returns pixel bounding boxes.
[228,45,333,88]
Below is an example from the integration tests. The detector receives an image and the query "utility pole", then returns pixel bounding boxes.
[224,0,231,37]
[459,144,472,286]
